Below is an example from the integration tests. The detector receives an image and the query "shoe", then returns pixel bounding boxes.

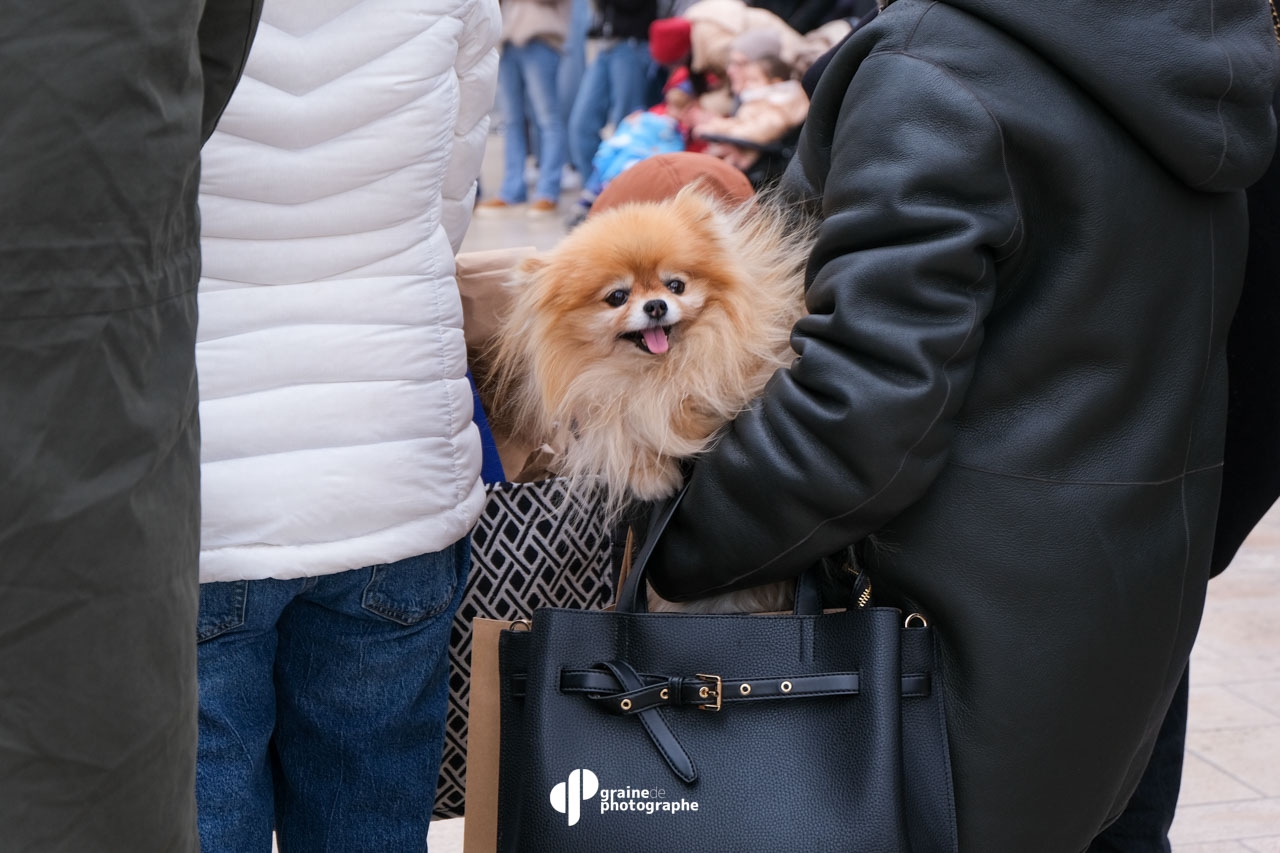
[527,199,558,216]
[475,198,517,215]
[561,166,582,192]
[564,206,590,230]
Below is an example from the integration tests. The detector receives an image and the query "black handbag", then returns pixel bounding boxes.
[495,492,958,852]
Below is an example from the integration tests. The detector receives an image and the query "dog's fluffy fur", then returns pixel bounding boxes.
[490,187,814,612]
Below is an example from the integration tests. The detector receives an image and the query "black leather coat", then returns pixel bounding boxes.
[646,1,1279,850]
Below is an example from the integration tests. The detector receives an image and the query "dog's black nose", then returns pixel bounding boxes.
[643,299,667,319]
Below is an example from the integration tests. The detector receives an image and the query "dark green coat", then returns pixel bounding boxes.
[0,1,259,849]
[648,1,1279,850]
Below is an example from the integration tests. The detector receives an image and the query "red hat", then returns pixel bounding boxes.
[649,18,692,66]
[590,152,755,218]
[661,65,691,94]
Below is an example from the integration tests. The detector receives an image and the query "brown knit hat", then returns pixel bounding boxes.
[589,152,755,217]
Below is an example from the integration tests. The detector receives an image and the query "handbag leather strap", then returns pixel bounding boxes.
[558,666,930,712]
[600,660,699,783]
[562,667,861,714]
[619,487,827,615]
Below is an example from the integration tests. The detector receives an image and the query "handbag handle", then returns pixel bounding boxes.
[617,487,825,615]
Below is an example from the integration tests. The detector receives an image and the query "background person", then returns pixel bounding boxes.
[694,50,809,172]
[565,83,695,225]
[478,0,573,215]
[567,0,661,184]
[558,0,594,187]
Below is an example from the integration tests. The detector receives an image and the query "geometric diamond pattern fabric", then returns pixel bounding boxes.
[434,479,613,818]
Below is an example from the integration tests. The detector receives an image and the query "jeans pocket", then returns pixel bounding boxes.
[197,580,248,643]
[361,540,469,626]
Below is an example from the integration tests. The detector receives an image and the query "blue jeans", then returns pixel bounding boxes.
[195,540,470,853]
[557,0,591,129]
[567,39,654,179]
[497,39,564,203]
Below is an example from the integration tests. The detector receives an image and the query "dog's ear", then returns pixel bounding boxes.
[510,254,548,288]
[672,183,727,223]
[672,184,742,251]
[518,255,547,276]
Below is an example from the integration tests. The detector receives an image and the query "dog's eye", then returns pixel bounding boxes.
[604,290,629,307]
[665,278,686,295]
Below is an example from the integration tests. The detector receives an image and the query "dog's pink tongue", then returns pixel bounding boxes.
[642,326,669,354]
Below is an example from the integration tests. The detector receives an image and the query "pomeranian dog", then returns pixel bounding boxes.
[490,185,814,613]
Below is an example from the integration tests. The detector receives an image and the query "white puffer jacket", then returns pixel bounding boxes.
[196,0,501,583]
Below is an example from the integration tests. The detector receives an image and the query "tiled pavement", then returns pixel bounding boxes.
[427,139,1280,848]
[1170,504,1280,851]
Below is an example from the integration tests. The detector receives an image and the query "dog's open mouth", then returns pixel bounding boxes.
[619,324,675,354]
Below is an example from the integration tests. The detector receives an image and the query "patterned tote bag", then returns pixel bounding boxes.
[433,478,614,818]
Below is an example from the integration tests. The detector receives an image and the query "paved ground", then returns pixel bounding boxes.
[425,141,1280,850]
[1170,505,1280,851]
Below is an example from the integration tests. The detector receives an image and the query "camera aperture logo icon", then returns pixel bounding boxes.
[550,768,599,827]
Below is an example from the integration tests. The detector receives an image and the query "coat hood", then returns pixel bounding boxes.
[881,0,1278,191]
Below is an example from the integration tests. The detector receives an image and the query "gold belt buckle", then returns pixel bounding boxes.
[694,673,722,712]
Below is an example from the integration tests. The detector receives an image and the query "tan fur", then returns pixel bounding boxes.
[489,187,814,613]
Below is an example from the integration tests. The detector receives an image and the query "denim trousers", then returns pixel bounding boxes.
[497,39,564,203]
[195,539,470,853]
[567,39,654,179]
[557,0,591,129]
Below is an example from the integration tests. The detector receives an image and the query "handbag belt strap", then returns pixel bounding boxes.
[532,663,930,786]
[600,661,699,783]
[514,670,929,704]
[561,667,863,714]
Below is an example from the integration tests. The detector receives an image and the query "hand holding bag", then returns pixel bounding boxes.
[495,491,958,852]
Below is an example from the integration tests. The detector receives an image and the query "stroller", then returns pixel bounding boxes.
[696,124,803,189]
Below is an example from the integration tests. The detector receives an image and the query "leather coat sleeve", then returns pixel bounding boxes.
[198,0,262,142]
[647,52,1022,600]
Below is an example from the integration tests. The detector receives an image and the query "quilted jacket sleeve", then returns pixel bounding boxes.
[443,0,502,253]
[647,52,1022,600]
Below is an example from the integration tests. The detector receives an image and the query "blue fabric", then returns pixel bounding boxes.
[567,38,653,178]
[195,540,470,853]
[558,0,591,129]
[497,39,565,203]
[587,111,684,190]
[469,370,505,484]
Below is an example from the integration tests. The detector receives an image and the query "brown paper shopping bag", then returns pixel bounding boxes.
[462,617,508,853]
[453,247,542,480]
[456,247,534,355]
